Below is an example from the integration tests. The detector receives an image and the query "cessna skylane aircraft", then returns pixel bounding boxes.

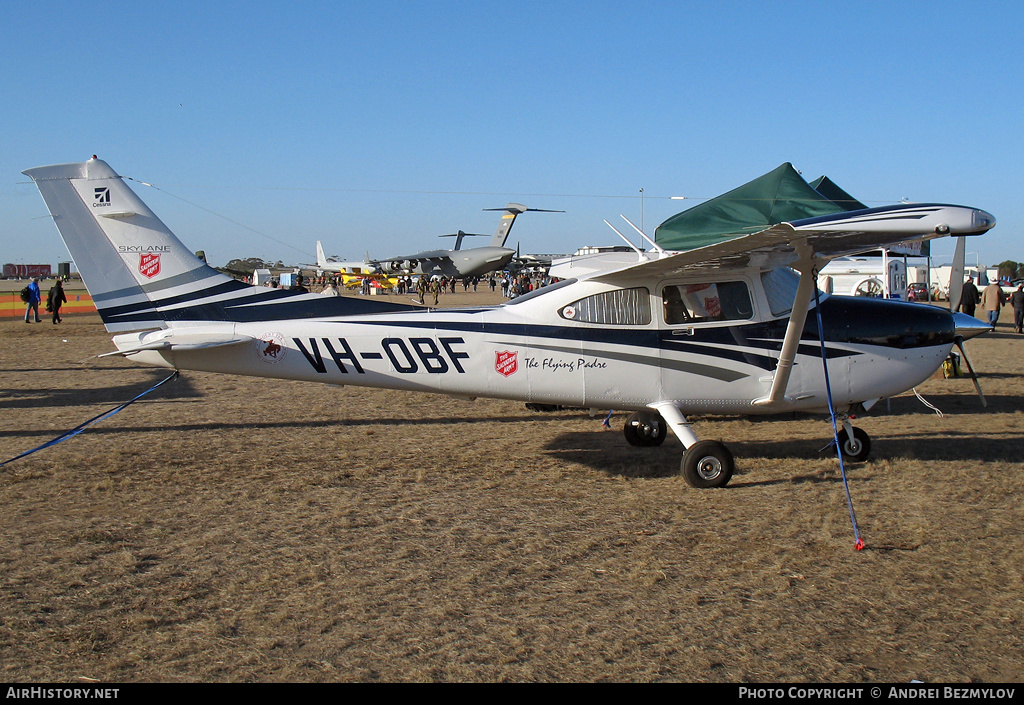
[23,157,995,487]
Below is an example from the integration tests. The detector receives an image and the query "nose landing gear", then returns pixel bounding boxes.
[838,423,871,462]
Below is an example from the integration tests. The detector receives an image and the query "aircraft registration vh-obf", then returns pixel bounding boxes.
[23,157,995,488]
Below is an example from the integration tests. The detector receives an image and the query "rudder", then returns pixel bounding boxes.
[23,157,237,332]
[23,157,418,331]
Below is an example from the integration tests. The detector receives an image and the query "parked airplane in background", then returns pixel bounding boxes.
[23,157,994,488]
[313,242,399,290]
[314,241,379,277]
[363,203,562,279]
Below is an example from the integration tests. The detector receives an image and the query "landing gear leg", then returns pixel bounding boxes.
[652,404,735,488]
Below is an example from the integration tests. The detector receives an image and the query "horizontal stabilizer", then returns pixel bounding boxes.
[482,203,563,247]
[102,332,255,358]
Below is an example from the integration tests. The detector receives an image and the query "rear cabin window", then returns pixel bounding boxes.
[663,281,753,324]
[559,287,651,325]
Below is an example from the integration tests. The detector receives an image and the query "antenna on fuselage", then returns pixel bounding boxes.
[620,215,667,257]
[603,220,648,261]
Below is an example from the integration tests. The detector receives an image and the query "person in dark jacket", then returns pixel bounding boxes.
[47,279,68,324]
[958,277,980,317]
[1011,284,1024,334]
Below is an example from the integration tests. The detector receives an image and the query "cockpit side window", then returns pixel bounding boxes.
[662,281,753,324]
[559,287,651,325]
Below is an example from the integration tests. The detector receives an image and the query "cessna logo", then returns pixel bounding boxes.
[93,187,111,207]
[495,350,518,377]
[139,253,161,279]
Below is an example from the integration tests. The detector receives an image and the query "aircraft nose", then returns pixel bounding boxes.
[953,312,992,340]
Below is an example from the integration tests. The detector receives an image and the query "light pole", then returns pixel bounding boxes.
[639,188,644,242]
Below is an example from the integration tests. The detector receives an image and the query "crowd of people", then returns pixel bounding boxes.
[257,270,558,304]
[958,275,1024,333]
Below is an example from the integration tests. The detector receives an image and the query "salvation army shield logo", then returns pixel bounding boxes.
[495,350,518,377]
[139,253,161,279]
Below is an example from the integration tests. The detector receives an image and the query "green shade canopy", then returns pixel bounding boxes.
[655,163,847,251]
[807,175,867,211]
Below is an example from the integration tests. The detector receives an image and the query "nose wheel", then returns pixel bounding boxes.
[839,426,871,462]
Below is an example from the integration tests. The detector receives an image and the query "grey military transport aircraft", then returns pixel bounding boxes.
[353,203,562,280]
[23,157,994,487]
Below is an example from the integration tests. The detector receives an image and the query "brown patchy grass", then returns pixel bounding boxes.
[1,292,1022,683]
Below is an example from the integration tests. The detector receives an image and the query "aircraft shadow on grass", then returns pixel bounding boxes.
[542,421,1022,479]
[880,392,1020,416]
[0,370,203,414]
[0,405,584,439]
[3,364,144,373]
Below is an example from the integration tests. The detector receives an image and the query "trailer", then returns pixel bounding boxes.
[817,256,907,299]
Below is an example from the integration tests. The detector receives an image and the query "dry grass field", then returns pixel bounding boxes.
[1,290,1022,683]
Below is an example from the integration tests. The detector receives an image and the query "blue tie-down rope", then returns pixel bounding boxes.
[812,287,864,551]
[0,371,179,469]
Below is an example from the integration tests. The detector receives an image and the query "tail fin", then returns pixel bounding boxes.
[486,203,527,248]
[482,203,564,247]
[438,230,485,250]
[23,157,414,331]
[316,240,330,267]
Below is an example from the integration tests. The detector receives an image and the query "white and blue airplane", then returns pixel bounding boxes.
[22,157,995,487]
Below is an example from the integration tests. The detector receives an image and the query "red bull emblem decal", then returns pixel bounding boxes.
[139,253,161,279]
[495,350,518,377]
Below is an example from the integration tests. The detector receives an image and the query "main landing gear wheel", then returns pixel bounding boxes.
[839,427,871,462]
[623,410,667,447]
[681,440,734,488]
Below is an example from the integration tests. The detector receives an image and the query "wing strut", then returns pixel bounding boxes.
[753,241,820,409]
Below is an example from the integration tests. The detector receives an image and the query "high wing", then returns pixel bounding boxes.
[574,201,996,413]
[375,248,458,263]
[568,203,995,283]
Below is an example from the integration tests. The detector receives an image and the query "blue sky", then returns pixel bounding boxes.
[4,1,1022,270]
